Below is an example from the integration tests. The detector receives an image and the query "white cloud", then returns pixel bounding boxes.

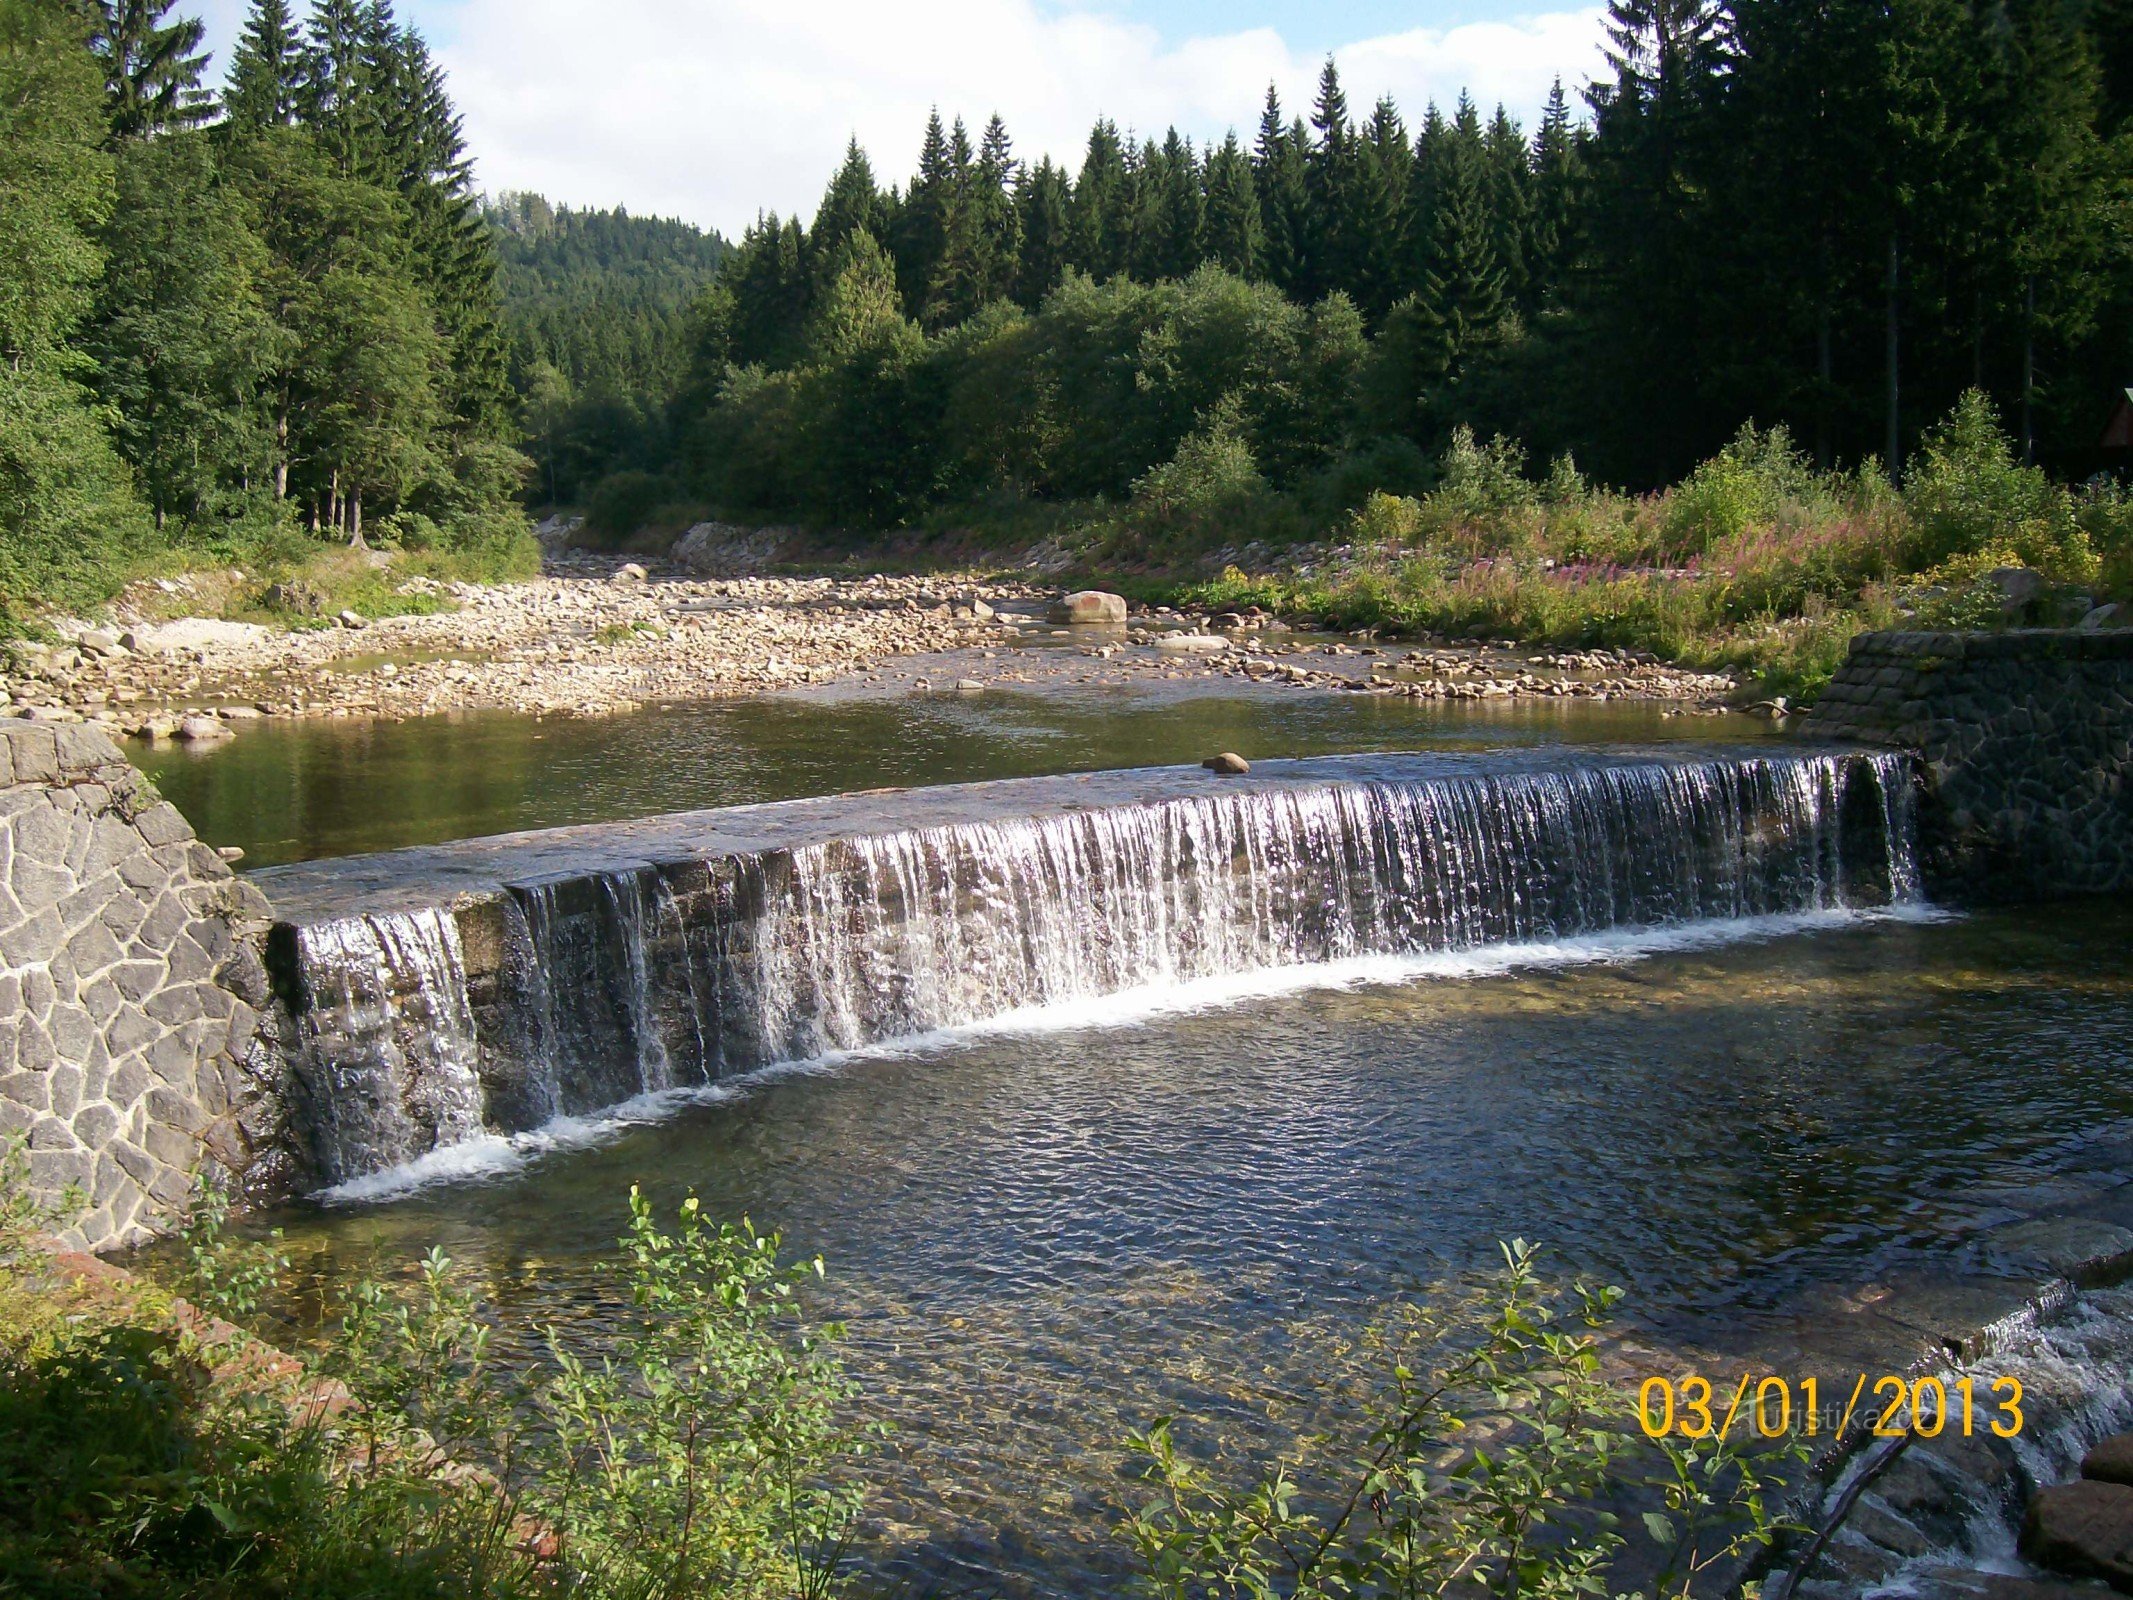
[434,0,1609,235]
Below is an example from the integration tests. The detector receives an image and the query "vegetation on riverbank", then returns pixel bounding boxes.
[1149,393,2133,698]
[0,0,535,629]
[4,1137,1799,1599]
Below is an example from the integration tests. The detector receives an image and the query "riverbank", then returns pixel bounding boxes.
[0,548,1747,742]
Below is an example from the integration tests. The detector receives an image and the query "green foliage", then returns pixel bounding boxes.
[1901,390,2095,580]
[1123,1241,1802,1600]
[533,1188,869,1600]
[1663,424,1820,555]
[1133,400,1270,539]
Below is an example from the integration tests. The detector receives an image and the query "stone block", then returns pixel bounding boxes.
[111,959,165,1002]
[90,1150,126,1205]
[29,1146,92,1195]
[0,906,63,967]
[145,983,208,1025]
[15,1016,55,1074]
[106,1054,149,1108]
[71,1102,118,1150]
[136,891,188,952]
[4,723,61,784]
[133,802,193,849]
[28,1114,78,1151]
[47,1061,81,1120]
[109,1138,154,1187]
[142,1120,199,1171]
[0,1068,49,1114]
[145,1085,207,1135]
[10,859,74,914]
[63,918,124,981]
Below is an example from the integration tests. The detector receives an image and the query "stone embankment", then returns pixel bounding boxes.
[1,565,1740,738]
[0,721,280,1251]
[1805,628,2133,898]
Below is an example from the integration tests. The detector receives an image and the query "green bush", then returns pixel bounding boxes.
[1123,1241,1803,1600]
[1132,400,1270,541]
[1662,423,1820,555]
[1902,390,2094,580]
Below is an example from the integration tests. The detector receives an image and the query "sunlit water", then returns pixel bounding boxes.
[253,898,2133,1596]
[137,688,1771,865]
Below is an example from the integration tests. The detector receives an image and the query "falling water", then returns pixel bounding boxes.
[286,908,486,1185]
[278,750,1920,1184]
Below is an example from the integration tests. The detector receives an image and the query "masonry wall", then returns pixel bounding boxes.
[0,720,285,1250]
[1804,629,2133,900]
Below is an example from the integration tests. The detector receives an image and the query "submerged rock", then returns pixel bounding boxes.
[1154,634,1230,655]
[176,715,231,741]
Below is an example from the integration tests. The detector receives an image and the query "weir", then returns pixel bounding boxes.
[250,747,1921,1191]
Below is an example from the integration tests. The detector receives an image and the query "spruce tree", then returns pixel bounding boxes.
[1252,88,1310,297]
[1303,58,1354,299]
[1525,81,1583,310]
[1483,106,1531,309]
[1147,128,1204,280]
[90,0,214,139]
[1069,119,1130,280]
[1203,132,1262,279]
[224,0,307,130]
[1351,97,1411,320]
[972,114,1022,308]
[810,140,882,282]
[922,116,984,328]
[1421,95,1509,379]
[892,110,951,314]
[1012,157,1072,305]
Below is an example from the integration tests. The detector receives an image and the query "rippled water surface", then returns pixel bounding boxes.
[261,898,2133,1596]
[138,689,1770,865]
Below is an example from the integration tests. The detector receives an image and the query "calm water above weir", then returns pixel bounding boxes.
[262,896,2133,1597]
[137,687,1770,865]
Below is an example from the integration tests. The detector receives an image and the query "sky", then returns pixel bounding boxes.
[188,0,1612,237]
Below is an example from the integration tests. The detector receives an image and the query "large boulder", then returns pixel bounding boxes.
[2022,1479,2133,1589]
[2082,601,2130,631]
[1985,566,2047,617]
[1153,634,1230,655]
[1049,590,1128,625]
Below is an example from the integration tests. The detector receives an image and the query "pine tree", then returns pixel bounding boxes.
[1012,156,1072,305]
[922,116,984,328]
[972,115,1022,307]
[1303,58,1354,299]
[1069,119,1130,280]
[304,0,380,177]
[811,139,883,285]
[1147,128,1204,280]
[1252,87,1310,296]
[1525,81,1583,310]
[892,110,951,314]
[90,0,214,138]
[1483,105,1531,310]
[1351,97,1411,320]
[224,0,307,130]
[1202,131,1262,279]
[1421,95,1509,379]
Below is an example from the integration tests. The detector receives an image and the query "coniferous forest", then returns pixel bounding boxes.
[0,0,530,610]
[4,0,2133,622]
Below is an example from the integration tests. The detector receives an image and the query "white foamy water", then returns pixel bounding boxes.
[317,900,1948,1205]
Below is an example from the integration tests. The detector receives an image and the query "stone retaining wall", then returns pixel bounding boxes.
[1804,629,2133,899]
[0,720,283,1250]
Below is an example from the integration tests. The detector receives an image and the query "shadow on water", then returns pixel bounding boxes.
[135,688,1773,866]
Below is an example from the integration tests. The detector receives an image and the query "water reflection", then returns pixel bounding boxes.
[137,689,1771,865]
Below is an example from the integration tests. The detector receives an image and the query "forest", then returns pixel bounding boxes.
[3,0,2132,640]
[0,0,530,613]
[605,0,2133,540]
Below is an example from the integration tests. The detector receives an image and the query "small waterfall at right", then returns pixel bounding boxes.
[732,749,1921,1063]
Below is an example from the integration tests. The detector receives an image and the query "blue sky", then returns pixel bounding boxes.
[191,0,1610,233]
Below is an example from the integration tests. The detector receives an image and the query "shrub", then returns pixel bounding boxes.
[1132,399,1270,540]
[1902,390,2094,580]
[1662,423,1819,555]
[1123,1241,1803,1600]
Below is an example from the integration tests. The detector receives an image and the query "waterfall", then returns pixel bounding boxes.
[273,750,1920,1185]
[286,908,486,1186]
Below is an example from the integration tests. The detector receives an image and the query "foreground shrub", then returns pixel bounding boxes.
[1124,1241,1803,1600]
[1902,390,2094,581]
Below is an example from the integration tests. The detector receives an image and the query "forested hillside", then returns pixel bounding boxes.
[604,0,2133,538]
[0,0,530,617]
[487,195,728,505]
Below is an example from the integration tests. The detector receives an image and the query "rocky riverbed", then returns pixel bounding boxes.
[2,552,1746,742]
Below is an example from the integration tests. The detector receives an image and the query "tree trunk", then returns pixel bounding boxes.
[348,490,367,550]
[274,411,289,500]
[1814,231,1833,473]
[1884,233,1901,481]
[2021,274,2036,466]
